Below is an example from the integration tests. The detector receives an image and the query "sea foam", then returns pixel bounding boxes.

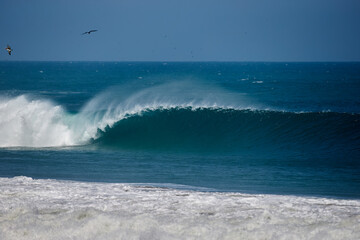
[0,176,359,240]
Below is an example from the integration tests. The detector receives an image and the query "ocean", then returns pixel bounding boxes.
[0,62,359,239]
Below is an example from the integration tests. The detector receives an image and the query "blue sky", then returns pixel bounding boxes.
[1,0,360,61]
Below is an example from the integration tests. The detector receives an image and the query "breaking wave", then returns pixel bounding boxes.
[0,82,359,153]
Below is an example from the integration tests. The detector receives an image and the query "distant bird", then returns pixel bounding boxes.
[82,30,98,35]
[5,45,12,55]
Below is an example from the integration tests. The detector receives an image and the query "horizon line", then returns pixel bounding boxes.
[1,60,360,63]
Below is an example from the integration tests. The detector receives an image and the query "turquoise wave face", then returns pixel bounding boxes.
[94,107,360,155]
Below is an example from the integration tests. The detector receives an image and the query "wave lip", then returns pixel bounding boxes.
[94,107,360,153]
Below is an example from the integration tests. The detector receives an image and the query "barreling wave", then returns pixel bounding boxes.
[93,107,360,153]
[0,81,359,153]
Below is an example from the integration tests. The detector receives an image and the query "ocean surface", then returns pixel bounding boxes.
[0,62,360,239]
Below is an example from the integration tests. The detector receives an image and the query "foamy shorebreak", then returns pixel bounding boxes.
[0,176,359,240]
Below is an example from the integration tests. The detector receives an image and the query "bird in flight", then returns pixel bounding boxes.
[82,30,98,35]
[5,45,12,55]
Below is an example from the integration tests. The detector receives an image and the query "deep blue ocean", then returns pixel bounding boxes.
[1,61,360,198]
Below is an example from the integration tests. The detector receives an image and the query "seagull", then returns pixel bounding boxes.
[82,30,98,35]
[5,45,12,55]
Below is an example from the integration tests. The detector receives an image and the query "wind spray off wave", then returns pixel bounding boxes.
[0,81,254,148]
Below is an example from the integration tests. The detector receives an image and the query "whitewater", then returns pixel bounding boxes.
[1,176,359,240]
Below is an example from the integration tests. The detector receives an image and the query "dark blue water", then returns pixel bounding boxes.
[0,62,359,198]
